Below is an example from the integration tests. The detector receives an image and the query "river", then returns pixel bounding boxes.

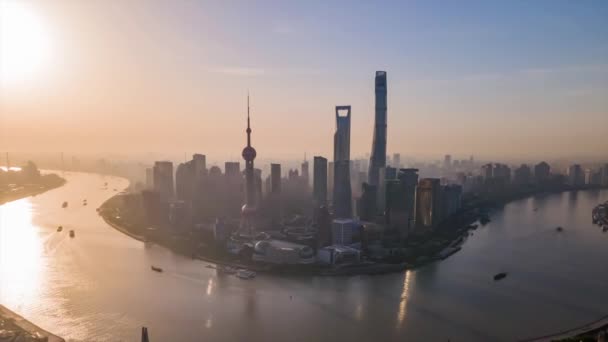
[1,172,607,341]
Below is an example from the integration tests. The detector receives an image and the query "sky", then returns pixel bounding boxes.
[1,0,607,162]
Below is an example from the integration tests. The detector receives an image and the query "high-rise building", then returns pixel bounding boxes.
[441,184,462,218]
[601,164,608,187]
[145,167,153,189]
[513,164,532,185]
[192,154,207,180]
[444,154,452,170]
[328,161,334,201]
[385,166,397,180]
[333,106,352,218]
[567,164,585,186]
[313,156,328,207]
[534,161,551,183]
[153,161,174,203]
[175,161,194,201]
[416,178,442,229]
[271,163,281,194]
[301,159,310,187]
[357,183,377,221]
[368,71,387,187]
[240,95,257,234]
[225,162,241,179]
[392,153,401,168]
[385,168,418,238]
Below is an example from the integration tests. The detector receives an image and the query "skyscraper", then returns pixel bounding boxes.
[153,161,174,203]
[567,164,585,186]
[333,106,352,218]
[240,95,257,234]
[416,178,442,229]
[368,71,387,186]
[385,168,418,238]
[270,163,281,194]
[313,156,328,207]
[301,159,310,188]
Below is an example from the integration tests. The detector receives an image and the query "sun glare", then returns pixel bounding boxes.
[0,1,53,86]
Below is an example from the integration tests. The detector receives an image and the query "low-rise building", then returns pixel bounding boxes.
[253,239,315,264]
[317,245,361,265]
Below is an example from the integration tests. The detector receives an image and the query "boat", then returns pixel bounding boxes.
[57,226,63,232]
[69,230,75,238]
[493,272,507,281]
[556,226,563,232]
[62,201,68,208]
[150,266,163,273]
[236,269,256,279]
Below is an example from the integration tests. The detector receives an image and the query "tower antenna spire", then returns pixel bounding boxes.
[246,91,252,147]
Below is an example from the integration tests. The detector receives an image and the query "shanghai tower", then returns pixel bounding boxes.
[368,71,387,186]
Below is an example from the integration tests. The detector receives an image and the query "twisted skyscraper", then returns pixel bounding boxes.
[368,71,387,186]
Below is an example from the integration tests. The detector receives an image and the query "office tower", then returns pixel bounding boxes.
[240,95,257,234]
[534,161,550,183]
[271,163,281,194]
[254,168,263,203]
[481,163,494,180]
[441,184,462,218]
[376,166,386,213]
[225,162,241,179]
[328,161,334,201]
[313,156,328,207]
[444,154,452,170]
[567,164,585,186]
[145,167,153,189]
[385,169,418,238]
[601,164,608,187]
[393,153,401,169]
[513,164,532,185]
[398,169,419,234]
[357,183,377,221]
[192,154,207,179]
[153,161,174,202]
[175,162,194,201]
[333,106,352,218]
[385,166,397,180]
[368,71,387,186]
[301,159,309,187]
[416,178,442,229]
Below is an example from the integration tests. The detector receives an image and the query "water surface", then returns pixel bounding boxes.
[1,172,607,341]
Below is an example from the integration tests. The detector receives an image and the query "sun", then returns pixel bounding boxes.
[0,0,53,86]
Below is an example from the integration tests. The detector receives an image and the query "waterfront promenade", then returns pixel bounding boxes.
[0,305,64,342]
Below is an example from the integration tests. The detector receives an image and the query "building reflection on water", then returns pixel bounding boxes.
[0,198,45,313]
[396,270,414,329]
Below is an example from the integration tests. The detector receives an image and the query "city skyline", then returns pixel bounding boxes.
[1,0,608,159]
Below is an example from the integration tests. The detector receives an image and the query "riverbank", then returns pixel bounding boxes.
[521,314,608,341]
[0,305,64,342]
[0,174,65,205]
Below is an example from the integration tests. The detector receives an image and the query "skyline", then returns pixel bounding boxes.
[1,0,608,160]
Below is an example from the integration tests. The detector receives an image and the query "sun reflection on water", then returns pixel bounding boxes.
[0,198,45,311]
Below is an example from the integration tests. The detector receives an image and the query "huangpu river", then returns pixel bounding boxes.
[1,172,607,341]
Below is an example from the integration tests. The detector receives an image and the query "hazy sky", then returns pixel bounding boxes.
[1,0,607,161]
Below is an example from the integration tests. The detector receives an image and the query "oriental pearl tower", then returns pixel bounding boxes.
[240,94,257,235]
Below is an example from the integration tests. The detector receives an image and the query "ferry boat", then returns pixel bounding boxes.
[556,226,564,232]
[62,201,68,208]
[69,230,75,238]
[150,266,163,273]
[236,269,256,279]
[57,226,63,232]
[493,272,507,281]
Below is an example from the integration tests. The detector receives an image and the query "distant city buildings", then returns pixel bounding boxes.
[534,161,551,183]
